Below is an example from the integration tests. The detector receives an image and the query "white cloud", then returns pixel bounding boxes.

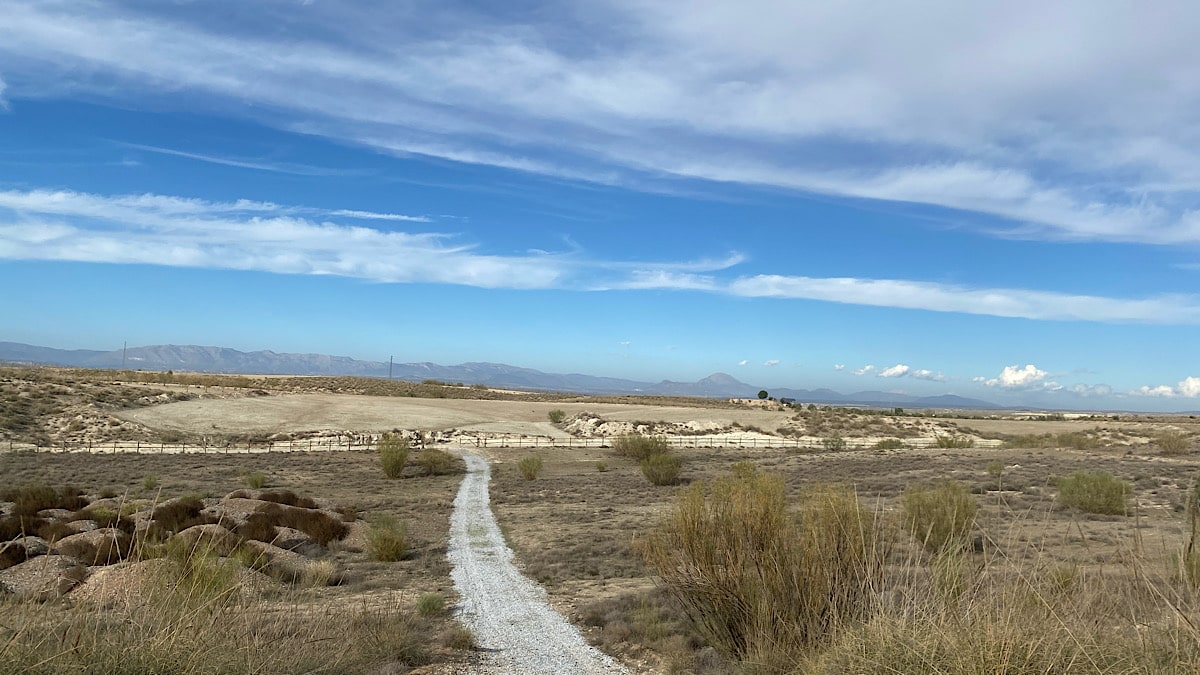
[0,188,559,288]
[0,75,7,111]
[1070,383,1113,397]
[619,340,631,346]
[853,365,875,376]
[1181,377,1200,397]
[911,369,946,382]
[6,185,1200,327]
[833,364,845,371]
[738,359,748,366]
[726,275,1200,324]
[5,3,1200,245]
[982,364,1049,389]
[1134,376,1200,398]
[878,364,910,378]
[763,359,780,367]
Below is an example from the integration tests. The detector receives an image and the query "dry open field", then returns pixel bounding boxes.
[4,367,1200,673]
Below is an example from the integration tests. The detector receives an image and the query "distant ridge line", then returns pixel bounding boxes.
[0,340,1003,409]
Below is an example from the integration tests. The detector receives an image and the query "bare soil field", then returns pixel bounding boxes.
[5,366,1200,673]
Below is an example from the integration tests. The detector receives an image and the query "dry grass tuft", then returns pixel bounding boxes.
[377,432,410,478]
[367,514,408,562]
[902,480,977,553]
[640,463,885,670]
[517,455,544,480]
[1056,470,1130,515]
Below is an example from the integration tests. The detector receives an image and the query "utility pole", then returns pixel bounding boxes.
[388,355,393,380]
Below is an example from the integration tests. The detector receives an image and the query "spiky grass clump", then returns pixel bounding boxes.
[614,434,670,461]
[640,464,885,670]
[416,448,462,476]
[640,452,682,486]
[367,515,408,562]
[2,484,88,516]
[1158,431,1191,456]
[902,481,977,553]
[377,433,410,479]
[1056,470,1130,515]
[517,455,544,480]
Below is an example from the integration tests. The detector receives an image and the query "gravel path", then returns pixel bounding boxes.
[448,451,629,675]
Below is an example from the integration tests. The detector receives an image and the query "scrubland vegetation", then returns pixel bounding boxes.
[7,366,1200,673]
[0,448,475,674]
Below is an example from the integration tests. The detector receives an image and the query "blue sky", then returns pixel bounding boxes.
[1,1,1198,411]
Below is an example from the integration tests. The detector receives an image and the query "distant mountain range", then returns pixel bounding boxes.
[0,341,1000,410]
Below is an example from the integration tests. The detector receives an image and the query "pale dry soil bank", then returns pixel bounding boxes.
[116,393,798,438]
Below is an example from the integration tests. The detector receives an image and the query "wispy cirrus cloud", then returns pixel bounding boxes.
[0,188,736,290]
[0,189,556,288]
[5,187,1200,325]
[5,2,1200,244]
[118,143,365,178]
[725,275,1200,324]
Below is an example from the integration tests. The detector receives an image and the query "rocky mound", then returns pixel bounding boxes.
[0,486,359,604]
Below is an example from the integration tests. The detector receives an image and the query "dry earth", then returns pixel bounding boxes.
[6,368,1200,673]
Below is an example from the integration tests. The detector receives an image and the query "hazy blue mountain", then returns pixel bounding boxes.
[0,341,1002,409]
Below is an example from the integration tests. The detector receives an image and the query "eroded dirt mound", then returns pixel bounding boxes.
[561,411,730,438]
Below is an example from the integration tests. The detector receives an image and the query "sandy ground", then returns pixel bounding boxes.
[116,394,798,438]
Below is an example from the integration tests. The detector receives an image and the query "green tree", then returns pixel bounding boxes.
[757,390,769,400]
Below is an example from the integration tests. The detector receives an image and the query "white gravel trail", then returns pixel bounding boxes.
[448,451,629,675]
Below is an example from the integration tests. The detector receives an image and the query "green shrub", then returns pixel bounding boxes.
[872,438,906,450]
[3,484,88,516]
[367,515,408,562]
[416,448,461,476]
[1056,431,1098,450]
[377,433,410,479]
[641,452,682,486]
[235,514,278,543]
[1157,431,1190,455]
[614,434,670,460]
[935,435,975,449]
[142,474,160,491]
[902,481,977,553]
[151,496,213,536]
[596,461,608,472]
[517,455,544,480]
[1056,471,1129,515]
[823,436,847,451]
[228,488,318,509]
[640,465,885,669]
[256,502,348,546]
[241,470,267,489]
[548,409,566,424]
[416,593,446,616]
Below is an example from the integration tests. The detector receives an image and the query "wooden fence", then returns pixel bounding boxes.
[2,434,1000,454]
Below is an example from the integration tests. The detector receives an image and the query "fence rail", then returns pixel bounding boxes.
[2,434,1001,454]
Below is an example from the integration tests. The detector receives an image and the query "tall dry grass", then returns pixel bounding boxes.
[0,535,445,674]
[641,462,1200,673]
[639,462,885,671]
